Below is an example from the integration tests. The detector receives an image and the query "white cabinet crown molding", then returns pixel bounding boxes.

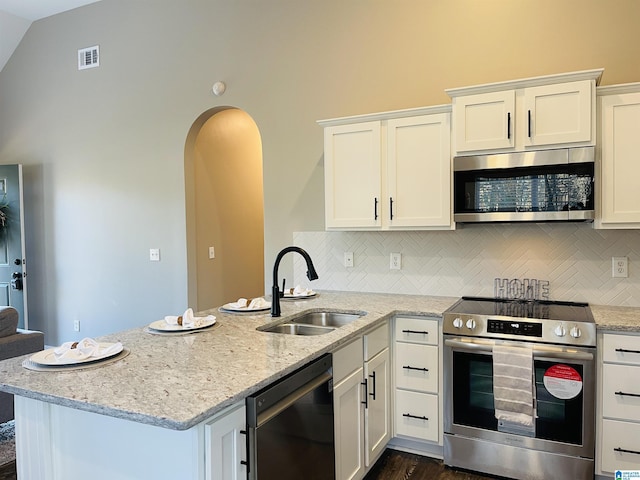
[318,104,451,127]
[597,82,640,96]
[445,68,604,98]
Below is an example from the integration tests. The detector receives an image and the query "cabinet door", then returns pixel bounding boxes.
[453,90,515,153]
[523,80,593,148]
[386,114,452,228]
[364,348,390,467]
[205,403,247,480]
[324,121,381,229]
[598,91,640,226]
[334,366,365,480]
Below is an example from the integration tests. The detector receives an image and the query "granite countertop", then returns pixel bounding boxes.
[0,291,458,431]
[592,304,640,332]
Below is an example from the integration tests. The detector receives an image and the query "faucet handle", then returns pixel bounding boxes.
[281,278,286,295]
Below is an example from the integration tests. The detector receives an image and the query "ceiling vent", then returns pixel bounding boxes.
[78,45,99,70]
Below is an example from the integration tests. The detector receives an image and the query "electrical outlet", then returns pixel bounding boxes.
[73,320,80,332]
[390,252,402,270]
[344,252,354,268]
[149,248,160,262]
[612,256,628,278]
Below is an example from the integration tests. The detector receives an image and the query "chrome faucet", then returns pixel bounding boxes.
[271,246,318,317]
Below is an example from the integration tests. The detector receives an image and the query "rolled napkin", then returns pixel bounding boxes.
[286,285,313,296]
[54,337,123,361]
[164,308,214,328]
[493,343,534,427]
[228,297,270,309]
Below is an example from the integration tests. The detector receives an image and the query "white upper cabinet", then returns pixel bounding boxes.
[320,105,453,231]
[596,83,640,228]
[452,90,515,152]
[386,113,451,228]
[323,121,382,229]
[447,69,603,155]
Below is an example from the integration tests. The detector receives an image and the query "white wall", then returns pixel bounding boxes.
[1,0,640,344]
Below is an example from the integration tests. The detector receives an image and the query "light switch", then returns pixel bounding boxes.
[209,246,215,259]
[344,252,354,268]
[150,248,160,262]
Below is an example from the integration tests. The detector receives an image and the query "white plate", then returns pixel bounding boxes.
[221,302,271,312]
[148,316,216,332]
[283,290,316,299]
[29,342,124,366]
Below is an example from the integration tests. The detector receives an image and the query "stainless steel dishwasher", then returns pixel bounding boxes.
[246,353,335,480]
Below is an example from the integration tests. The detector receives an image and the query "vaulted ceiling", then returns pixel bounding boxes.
[0,0,102,71]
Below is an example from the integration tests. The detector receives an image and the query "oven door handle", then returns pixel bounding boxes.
[444,338,594,361]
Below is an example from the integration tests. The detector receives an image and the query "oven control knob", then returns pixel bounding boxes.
[554,324,566,337]
[465,319,476,330]
[452,317,464,329]
[570,326,582,338]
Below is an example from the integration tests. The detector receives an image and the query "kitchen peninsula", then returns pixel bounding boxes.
[0,291,456,479]
[0,291,638,479]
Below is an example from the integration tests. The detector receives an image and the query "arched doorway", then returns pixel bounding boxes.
[184,107,264,311]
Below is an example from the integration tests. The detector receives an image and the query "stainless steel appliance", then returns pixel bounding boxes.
[246,353,335,480]
[453,147,594,223]
[443,297,596,480]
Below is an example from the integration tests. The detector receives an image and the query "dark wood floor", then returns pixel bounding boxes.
[365,449,497,480]
[0,449,498,480]
[0,460,16,480]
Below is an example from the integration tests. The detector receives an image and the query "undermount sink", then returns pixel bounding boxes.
[259,311,363,336]
[290,311,362,327]
[262,323,335,335]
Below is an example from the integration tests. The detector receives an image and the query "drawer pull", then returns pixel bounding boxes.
[616,348,640,354]
[402,329,429,335]
[403,413,429,421]
[403,365,429,372]
[615,391,640,398]
[614,447,640,456]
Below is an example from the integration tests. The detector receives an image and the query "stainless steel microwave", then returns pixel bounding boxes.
[453,147,594,223]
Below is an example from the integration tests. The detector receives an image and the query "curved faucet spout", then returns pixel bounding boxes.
[271,246,318,317]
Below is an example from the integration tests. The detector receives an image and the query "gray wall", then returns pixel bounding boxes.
[1,0,640,345]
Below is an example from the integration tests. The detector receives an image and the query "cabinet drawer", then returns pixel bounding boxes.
[395,343,438,393]
[333,337,363,384]
[395,390,439,442]
[601,419,640,473]
[364,322,389,361]
[602,363,640,421]
[395,317,438,346]
[603,333,640,366]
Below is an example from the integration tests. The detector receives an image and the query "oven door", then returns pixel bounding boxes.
[443,336,595,459]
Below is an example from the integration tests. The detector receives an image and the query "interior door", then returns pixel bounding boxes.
[0,164,27,328]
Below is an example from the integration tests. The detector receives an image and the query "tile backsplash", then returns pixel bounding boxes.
[293,224,640,307]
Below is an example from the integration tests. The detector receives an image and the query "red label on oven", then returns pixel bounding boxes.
[543,364,583,400]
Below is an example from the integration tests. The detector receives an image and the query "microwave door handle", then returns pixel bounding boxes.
[444,338,593,361]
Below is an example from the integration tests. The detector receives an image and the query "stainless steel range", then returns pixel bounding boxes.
[443,296,596,480]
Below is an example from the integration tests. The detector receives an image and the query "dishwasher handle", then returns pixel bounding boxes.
[256,371,332,428]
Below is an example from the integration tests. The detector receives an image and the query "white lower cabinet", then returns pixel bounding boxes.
[205,402,247,480]
[392,316,441,449]
[333,321,391,480]
[597,332,640,476]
